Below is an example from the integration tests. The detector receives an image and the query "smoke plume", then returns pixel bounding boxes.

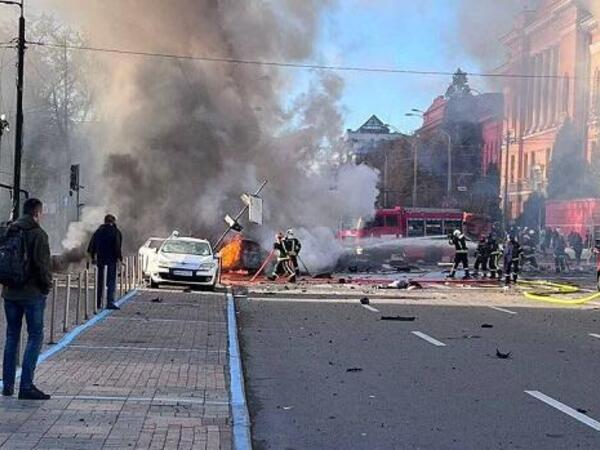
[41,0,378,268]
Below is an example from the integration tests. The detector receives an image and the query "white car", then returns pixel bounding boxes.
[148,237,219,290]
[139,237,165,278]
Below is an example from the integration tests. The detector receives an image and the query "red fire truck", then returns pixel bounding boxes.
[339,207,464,239]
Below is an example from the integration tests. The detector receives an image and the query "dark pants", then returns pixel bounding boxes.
[450,253,469,277]
[474,256,488,273]
[504,260,520,285]
[97,263,117,308]
[3,297,46,391]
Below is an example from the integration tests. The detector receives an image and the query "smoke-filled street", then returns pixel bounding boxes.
[237,289,600,449]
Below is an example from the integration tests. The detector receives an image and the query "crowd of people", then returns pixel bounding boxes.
[448,224,599,287]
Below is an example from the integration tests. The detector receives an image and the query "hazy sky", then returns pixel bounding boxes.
[319,0,511,133]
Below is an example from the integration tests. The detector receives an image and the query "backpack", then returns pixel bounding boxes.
[0,225,30,288]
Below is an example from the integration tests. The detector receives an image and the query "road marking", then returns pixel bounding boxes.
[411,331,446,347]
[489,306,517,315]
[589,333,600,339]
[525,390,600,431]
[53,395,228,405]
[361,304,379,313]
[69,345,222,353]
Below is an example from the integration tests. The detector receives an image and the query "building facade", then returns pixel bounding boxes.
[498,0,600,218]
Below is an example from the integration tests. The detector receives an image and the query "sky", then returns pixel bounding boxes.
[318,0,510,134]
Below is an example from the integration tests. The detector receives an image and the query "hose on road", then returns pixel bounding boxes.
[518,279,600,305]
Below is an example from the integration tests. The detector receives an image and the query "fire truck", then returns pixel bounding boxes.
[338,207,490,240]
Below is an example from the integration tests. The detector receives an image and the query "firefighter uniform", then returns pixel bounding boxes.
[473,236,490,277]
[284,229,302,275]
[503,236,522,286]
[448,230,470,279]
[269,232,296,282]
[487,235,501,279]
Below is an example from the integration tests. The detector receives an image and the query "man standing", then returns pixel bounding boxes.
[503,234,522,287]
[88,214,123,310]
[473,236,489,278]
[2,198,52,400]
[447,229,470,279]
[284,229,302,276]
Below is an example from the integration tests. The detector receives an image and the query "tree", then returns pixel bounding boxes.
[517,191,545,229]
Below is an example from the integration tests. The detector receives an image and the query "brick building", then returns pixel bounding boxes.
[498,0,600,219]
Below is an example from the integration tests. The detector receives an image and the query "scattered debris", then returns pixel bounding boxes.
[481,323,494,328]
[282,406,294,411]
[346,367,363,372]
[386,280,423,290]
[463,335,481,339]
[151,297,163,303]
[313,272,333,279]
[338,278,347,284]
[577,408,588,414]
[360,297,370,305]
[496,349,511,359]
[381,316,416,321]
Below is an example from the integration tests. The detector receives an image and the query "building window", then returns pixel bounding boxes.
[510,155,516,183]
[524,153,529,179]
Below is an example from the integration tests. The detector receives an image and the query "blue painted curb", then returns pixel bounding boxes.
[227,290,252,450]
[0,289,139,389]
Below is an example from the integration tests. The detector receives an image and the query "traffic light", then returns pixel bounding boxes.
[69,164,80,192]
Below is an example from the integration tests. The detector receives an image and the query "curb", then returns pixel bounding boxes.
[0,289,139,389]
[227,289,252,450]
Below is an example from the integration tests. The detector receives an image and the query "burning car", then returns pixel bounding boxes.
[148,236,219,290]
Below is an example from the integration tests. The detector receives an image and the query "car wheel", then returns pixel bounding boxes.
[150,280,160,289]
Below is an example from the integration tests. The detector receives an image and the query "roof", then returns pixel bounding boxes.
[353,115,391,134]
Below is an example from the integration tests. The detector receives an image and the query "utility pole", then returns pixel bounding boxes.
[411,137,419,207]
[503,130,512,230]
[11,0,25,219]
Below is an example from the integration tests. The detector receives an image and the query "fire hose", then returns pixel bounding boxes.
[518,279,600,305]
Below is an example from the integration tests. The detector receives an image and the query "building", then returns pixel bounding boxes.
[343,115,405,158]
[498,0,600,219]
[415,70,504,214]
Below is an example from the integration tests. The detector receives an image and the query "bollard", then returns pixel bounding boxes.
[102,265,108,309]
[93,266,99,314]
[125,258,130,292]
[76,273,82,325]
[63,274,71,332]
[48,279,58,344]
[119,262,124,298]
[84,269,90,320]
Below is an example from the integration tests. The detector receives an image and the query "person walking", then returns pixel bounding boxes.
[1,198,52,400]
[88,214,123,310]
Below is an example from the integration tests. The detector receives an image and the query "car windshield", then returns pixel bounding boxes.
[161,240,211,256]
[149,239,164,249]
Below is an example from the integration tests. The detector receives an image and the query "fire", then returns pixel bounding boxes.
[220,235,244,272]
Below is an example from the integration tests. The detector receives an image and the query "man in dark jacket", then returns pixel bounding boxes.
[88,214,123,310]
[2,198,52,400]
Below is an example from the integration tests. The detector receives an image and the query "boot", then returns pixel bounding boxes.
[18,385,50,400]
[2,386,13,397]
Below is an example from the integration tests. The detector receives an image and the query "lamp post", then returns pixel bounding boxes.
[0,114,8,168]
[0,0,25,219]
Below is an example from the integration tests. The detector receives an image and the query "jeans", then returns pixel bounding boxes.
[96,263,117,307]
[3,297,46,390]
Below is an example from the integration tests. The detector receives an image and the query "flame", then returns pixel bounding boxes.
[220,235,244,271]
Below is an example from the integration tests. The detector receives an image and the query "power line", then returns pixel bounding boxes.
[27,41,574,81]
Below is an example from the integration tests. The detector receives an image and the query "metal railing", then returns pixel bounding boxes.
[46,254,143,345]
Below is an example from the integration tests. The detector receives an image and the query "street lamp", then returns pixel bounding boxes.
[0,0,25,219]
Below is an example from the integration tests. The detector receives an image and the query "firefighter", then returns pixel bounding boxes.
[520,232,538,269]
[487,234,502,279]
[553,232,568,273]
[473,235,489,278]
[448,229,470,279]
[593,239,600,291]
[503,234,522,286]
[268,232,296,282]
[284,229,302,275]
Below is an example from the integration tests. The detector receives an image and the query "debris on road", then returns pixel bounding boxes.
[151,297,163,303]
[346,367,363,372]
[360,297,370,305]
[380,316,416,321]
[576,408,588,414]
[385,280,423,290]
[496,349,512,359]
[481,323,494,328]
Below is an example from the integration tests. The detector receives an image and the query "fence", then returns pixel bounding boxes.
[45,254,143,345]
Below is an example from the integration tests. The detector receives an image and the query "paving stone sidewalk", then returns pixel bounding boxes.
[0,290,231,450]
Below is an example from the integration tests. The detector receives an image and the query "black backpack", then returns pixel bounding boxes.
[0,225,30,288]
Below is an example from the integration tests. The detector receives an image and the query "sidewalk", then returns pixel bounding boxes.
[0,290,231,450]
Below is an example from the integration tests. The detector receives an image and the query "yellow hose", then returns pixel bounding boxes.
[518,279,600,305]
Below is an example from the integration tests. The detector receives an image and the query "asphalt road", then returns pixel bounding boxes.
[237,295,600,449]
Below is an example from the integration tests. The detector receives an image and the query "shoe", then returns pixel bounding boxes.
[2,386,14,396]
[18,385,50,400]
[106,303,120,310]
